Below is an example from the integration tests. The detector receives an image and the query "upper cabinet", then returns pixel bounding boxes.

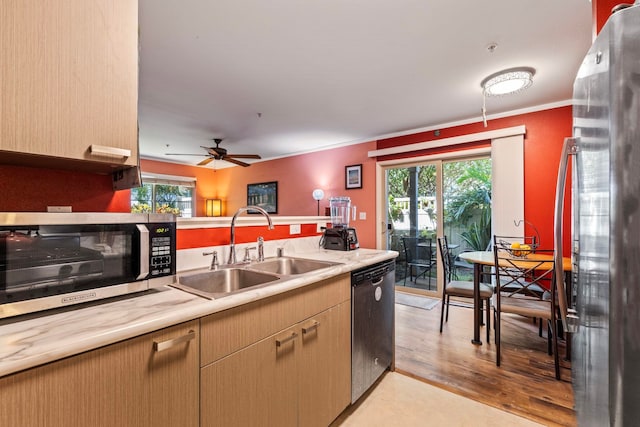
[0,0,138,173]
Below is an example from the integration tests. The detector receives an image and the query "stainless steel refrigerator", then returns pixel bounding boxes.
[554,3,640,426]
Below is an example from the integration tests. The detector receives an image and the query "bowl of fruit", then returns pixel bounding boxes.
[509,242,533,257]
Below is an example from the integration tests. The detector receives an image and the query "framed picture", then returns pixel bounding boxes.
[345,164,362,189]
[247,181,278,214]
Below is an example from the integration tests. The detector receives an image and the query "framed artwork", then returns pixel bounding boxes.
[247,181,278,214]
[345,164,362,189]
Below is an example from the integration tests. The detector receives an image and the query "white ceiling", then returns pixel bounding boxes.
[138,0,593,169]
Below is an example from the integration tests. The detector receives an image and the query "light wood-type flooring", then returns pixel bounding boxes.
[394,297,576,426]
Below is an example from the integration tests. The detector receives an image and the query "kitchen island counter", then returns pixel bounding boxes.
[0,247,397,377]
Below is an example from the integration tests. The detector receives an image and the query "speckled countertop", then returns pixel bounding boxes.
[0,246,397,377]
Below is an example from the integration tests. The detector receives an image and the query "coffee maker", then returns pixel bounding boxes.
[321,197,359,251]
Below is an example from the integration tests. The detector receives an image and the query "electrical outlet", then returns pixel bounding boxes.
[290,224,301,234]
[47,206,72,213]
[359,212,366,220]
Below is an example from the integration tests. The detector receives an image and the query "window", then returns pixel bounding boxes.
[130,173,196,218]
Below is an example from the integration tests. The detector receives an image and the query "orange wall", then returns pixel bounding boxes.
[376,106,573,254]
[141,141,379,249]
[1,105,572,254]
[146,107,574,252]
[142,142,377,218]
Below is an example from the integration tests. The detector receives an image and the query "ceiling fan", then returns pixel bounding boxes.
[165,138,261,167]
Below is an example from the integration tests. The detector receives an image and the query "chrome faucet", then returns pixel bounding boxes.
[227,206,274,265]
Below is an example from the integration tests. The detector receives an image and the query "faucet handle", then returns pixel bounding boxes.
[243,246,257,263]
[257,237,265,261]
[203,251,219,270]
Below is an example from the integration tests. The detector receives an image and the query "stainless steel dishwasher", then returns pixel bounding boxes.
[351,259,395,403]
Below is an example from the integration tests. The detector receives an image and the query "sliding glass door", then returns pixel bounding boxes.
[384,156,491,296]
[386,163,439,294]
[442,158,492,281]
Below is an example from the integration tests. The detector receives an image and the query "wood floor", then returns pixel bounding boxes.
[394,297,576,427]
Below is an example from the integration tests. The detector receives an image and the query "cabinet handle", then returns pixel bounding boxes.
[153,330,196,352]
[302,320,320,334]
[275,331,298,347]
[90,144,131,158]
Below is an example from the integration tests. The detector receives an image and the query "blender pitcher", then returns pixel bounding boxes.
[329,197,351,228]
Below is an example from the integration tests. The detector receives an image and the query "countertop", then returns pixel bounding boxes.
[0,247,397,377]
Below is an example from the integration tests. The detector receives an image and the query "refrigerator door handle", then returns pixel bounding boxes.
[554,137,580,333]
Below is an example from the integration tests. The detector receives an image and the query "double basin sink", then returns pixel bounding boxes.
[172,256,341,299]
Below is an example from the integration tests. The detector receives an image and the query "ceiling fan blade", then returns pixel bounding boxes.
[223,157,251,167]
[165,153,207,156]
[225,154,261,159]
[197,157,215,166]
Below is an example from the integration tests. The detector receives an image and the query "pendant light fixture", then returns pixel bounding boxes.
[481,67,535,127]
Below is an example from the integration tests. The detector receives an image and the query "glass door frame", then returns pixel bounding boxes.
[379,159,442,298]
[375,149,492,298]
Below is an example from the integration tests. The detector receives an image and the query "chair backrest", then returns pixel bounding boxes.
[493,241,556,300]
[437,236,454,283]
[402,236,432,263]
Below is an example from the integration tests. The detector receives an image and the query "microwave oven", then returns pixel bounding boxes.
[0,212,176,319]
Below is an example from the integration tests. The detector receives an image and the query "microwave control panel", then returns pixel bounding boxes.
[149,223,176,277]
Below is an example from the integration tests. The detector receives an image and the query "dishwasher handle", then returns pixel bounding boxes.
[371,276,384,285]
[352,261,395,286]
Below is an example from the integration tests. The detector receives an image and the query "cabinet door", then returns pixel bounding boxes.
[201,327,299,427]
[298,302,352,427]
[0,0,138,168]
[147,321,200,427]
[0,320,199,427]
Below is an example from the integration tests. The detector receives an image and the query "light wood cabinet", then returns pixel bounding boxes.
[0,0,138,172]
[298,302,351,427]
[0,320,199,427]
[0,273,355,427]
[200,274,352,427]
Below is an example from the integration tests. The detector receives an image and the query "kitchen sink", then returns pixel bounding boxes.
[247,256,341,275]
[172,268,280,299]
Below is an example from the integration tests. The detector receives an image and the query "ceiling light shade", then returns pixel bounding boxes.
[481,67,535,96]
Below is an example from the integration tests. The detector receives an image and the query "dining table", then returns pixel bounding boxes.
[458,250,572,346]
[418,242,459,250]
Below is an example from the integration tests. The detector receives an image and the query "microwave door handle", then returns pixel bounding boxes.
[554,137,579,333]
[137,224,150,280]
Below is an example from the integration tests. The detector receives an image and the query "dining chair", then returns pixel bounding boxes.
[437,236,493,341]
[401,236,435,289]
[492,234,548,336]
[492,241,560,380]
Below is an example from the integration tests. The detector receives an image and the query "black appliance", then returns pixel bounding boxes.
[351,260,395,403]
[0,212,176,319]
[321,227,359,251]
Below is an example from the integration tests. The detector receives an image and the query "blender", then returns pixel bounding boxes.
[321,197,359,250]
